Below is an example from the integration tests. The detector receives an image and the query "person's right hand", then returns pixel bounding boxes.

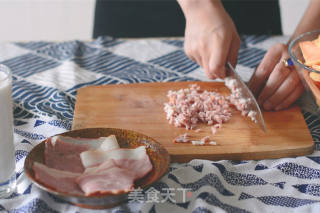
[178,0,240,79]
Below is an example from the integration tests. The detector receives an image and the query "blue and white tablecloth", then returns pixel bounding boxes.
[1,35,320,213]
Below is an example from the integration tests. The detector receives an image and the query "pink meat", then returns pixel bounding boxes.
[80,146,153,178]
[113,154,153,179]
[76,160,135,196]
[211,123,222,135]
[44,137,91,173]
[191,135,212,146]
[32,162,83,195]
[224,77,258,123]
[164,82,259,138]
[41,135,152,196]
[174,133,191,143]
[44,135,119,173]
[164,84,232,130]
[201,136,211,143]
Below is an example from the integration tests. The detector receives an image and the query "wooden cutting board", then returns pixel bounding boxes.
[72,82,314,162]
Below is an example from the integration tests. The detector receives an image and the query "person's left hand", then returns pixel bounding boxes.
[248,43,304,111]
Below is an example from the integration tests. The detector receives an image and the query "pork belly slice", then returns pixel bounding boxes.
[98,135,120,151]
[50,135,120,151]
[45,135,120,173]
[32,162,83,195]
[80,146,153,179]
[76,160,135,196]
[45,137,90,173]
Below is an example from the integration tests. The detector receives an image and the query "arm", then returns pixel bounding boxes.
[290,0,320,42]
[177,0,240,79]
[248,0,320,111]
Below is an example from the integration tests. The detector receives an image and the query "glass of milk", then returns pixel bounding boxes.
[0,64,16,198]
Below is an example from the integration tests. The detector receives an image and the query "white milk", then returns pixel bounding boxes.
[0,68,15,185]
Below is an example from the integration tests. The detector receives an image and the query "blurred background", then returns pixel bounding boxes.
[0,0,310,41]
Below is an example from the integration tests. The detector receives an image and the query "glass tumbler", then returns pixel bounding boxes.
[0,64,16,198]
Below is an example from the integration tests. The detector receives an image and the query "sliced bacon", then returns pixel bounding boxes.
[113,155,152,179]
[80,146,153,179]
[32,162,83,195]
[44,135,120,173]
[82,158,116,174]
[76,160,135,196]
[50,135,120,151]
[44,136,91,173]
[40,134,153,196]
[98,135,120,151]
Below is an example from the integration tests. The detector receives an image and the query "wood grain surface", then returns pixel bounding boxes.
[72,82,314,162]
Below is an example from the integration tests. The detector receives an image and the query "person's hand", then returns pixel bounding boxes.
[248,43,304,111]
[178,0,240,79]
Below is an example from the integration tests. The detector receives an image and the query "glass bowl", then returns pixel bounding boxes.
[289,29,320,107]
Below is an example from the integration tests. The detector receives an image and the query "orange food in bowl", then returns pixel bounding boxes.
[311,64,320,71]
[309,72,320,88]
[299,40,320,66]
[299,35,320,89]
[313,35,320,47]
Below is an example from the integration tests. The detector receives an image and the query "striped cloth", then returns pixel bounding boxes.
[1,35,320,213]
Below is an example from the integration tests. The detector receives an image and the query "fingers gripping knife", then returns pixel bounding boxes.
[225,62,267,133]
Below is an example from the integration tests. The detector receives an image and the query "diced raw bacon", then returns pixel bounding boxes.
[224,77,258,123]
[211,123,222,135]
[174,133,191,143]
[175,133,218,146]
[164,84,232,130]
[80,146,153,179]
[44,135,120,173]
[209,141,217,145]
[191,136,213,146]
[201,136,211,143]
[211,127,217,135]
[76,160,135,196]
[191,140,205,145]
[32,162,83,195]
[165,82,260,141]
[248,111,258,123]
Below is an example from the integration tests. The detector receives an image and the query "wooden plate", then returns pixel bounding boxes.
[24,128,170,209]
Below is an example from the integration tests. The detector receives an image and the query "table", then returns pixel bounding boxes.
[1,35,320,213]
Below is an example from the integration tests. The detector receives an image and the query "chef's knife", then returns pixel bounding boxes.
[226,62,267,133]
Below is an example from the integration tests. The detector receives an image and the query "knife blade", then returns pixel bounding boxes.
[225,62,267,133]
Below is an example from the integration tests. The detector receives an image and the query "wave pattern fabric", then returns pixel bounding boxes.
[1,35,320,213]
